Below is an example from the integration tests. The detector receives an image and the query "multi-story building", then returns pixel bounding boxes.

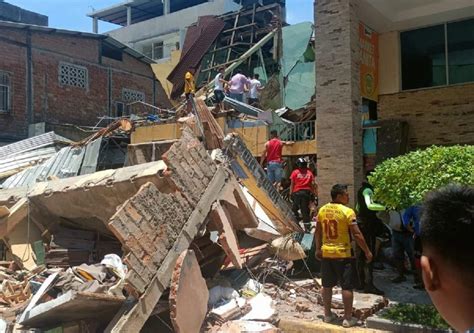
[314,0,474,204]
[0,21,169,142]
[0,0,48,26]
[88,0,285,62]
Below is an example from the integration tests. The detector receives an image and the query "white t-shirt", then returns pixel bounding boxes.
[214,73,224,91]
[249,79,262,99]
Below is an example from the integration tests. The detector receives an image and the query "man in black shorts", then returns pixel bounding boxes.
[213,67,227,111]
[316,184,373,328]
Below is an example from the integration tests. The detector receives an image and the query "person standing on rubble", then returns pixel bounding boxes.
[184,67,196,114]
[290,157,316,232]
[316,184,373,328]
[248,74,264,106]
[214,67,228,112]
[260,130,293,189]
[228,69,249,102]
[355,171,385,296]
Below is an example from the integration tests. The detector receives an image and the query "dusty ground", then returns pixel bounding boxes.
[372,267,431,305]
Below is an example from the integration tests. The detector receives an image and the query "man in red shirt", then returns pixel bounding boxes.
[290,157,316,232]
[260,130,293,188]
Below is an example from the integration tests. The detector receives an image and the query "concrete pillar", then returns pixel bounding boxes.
[92,17,98,33]
[314,0,363,207]
[163,0,170,14]
[126,5,132,26]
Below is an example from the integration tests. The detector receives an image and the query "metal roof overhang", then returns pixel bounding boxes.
[87,0,164,26]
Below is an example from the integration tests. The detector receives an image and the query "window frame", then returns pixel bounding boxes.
[399,17,474,92]
[0,71,11,113]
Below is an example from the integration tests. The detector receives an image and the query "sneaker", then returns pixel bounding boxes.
[363,285,385,296]
[391,275,407,283]
[323,312,337,323]
[342,317,358,328]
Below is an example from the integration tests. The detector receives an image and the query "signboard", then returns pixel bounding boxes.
[359,23,379,102]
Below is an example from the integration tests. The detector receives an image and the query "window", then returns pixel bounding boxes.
[102,42,123,61]
[448,18,474,85]
[115,102,125,117]
[142,41,164,60]
[0,72,10,113]
[59,62,88,89]
[153,41,164,60]
[401,18,474,90]
[122,88,145,103]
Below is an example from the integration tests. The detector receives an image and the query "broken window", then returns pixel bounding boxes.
[58,62,88,89]
[0,71,10,113]
[122,88,145,103]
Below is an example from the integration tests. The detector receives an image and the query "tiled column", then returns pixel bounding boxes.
[315,0,363,206]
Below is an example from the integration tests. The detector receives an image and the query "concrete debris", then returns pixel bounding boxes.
[169,250,209,333]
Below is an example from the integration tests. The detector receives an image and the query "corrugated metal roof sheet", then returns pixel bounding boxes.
[0,132,72,179]
[0,132,70,160]
[168,16,225,99]
[1,138,102,189]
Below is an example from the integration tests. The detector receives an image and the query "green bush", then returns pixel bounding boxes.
[381,303,450,329]
[369,145,474,209]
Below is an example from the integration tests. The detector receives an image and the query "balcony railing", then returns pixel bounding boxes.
[270,120,315,142]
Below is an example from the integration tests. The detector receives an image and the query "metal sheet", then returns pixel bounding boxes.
[1,139,102,189]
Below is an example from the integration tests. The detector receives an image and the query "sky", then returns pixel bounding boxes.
[6,0,313,33]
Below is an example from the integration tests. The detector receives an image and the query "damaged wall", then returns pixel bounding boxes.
[0,23,171,142]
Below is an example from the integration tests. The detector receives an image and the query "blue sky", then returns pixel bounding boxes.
[7,0,313,33]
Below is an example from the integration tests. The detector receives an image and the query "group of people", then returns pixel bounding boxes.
[183,66,264,113]
[213,67,264,108]
[260,132,474,331]
[316,183,474,331]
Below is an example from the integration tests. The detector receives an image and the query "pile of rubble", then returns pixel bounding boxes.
[0,103,385,332]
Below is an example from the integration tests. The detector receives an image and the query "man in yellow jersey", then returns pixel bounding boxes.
[316,184,373,328]
[184,67,195,113]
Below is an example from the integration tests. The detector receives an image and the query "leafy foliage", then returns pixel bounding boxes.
[369,145,474,209]
[381,303,450,329]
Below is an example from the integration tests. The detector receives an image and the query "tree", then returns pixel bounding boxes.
[369,145,474,209]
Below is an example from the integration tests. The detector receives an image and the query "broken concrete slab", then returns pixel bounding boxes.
[19,291,124,328]
[169,250,209,333]
[125,140,178,166]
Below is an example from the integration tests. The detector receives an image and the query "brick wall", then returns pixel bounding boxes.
[0,26,169,141]
[378,83,474,148]
[315,0,364,206]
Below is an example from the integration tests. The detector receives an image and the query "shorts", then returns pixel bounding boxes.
[321,258,357,290]
[267,161,283,183]
[214,90,225,103]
